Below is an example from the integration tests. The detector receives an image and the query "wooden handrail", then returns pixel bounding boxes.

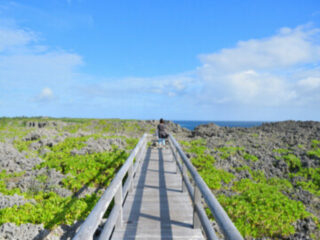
[73,133,148,240]
[169,134,244,240]
[73,132,242,240]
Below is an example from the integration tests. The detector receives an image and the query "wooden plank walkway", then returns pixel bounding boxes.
[111,147,205,240]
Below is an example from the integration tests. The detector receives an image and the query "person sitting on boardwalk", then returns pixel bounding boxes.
[157,118,168,146]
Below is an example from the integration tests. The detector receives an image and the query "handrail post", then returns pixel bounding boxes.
[115,183,123,227]
[193,184,201,229]
[128,164,134,192]
[136,139,145,165]
[174,145,178,174]
[182,162,187,192]
[170,141,177,174]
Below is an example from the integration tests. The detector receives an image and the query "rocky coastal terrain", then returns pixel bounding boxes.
[0,118,319,239]
[0,118,186,240]
[178,121,320,240]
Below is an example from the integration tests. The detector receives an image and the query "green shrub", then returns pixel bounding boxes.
[0,170,24,196]
[291,168,320,196]
[181,139,235,190]
[311,140,320,148]
[243,153,259,162]
[235,165,251,172]
[0,131,142,230]
[283,154,301,171]
[216,146,244,159]
[36,174,48,183]
[296,181,320,196]
[306,140,320,159]
[126,138,139,150]
[219,178,309,238]
[0,191,99,229]
[273,148,291,154]
[307,149,320,159]
[251,133,259,137]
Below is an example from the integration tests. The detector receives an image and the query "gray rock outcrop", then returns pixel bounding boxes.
[70,137,125,155]
[0,223,48,240]
[0,142,42,172]
[0,193,35,209]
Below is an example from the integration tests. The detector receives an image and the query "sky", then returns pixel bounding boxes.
[0,0,320,121]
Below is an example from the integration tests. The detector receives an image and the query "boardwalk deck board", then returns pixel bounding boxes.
[110,147,205,240]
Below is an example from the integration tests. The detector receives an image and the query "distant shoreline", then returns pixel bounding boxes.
[173,120,266,130]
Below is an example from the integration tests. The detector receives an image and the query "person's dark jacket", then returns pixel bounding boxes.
[157,123,168,138]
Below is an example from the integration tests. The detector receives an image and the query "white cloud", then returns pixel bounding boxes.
[198,24,320,107]
[1,19,320,120]
[297,77,320,89]
[199,25,320,72]
[36,87,54,101]
[76,71,200,101]
[0,22,83,103]
[0,27,37,52]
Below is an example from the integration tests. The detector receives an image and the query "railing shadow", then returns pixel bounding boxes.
[121,148,173,239]
[122,148,152,239]
[158,148,173,239]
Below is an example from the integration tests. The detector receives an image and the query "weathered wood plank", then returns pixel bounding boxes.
[110,147,205,240]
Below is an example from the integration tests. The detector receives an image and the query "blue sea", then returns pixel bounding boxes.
[173,120,264,130]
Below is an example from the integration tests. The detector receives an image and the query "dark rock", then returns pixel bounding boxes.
[193,123,222,138]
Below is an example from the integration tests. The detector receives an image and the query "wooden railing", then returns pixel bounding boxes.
[73,132,243,240]
[73,133,148,240]
[169,134,244,240]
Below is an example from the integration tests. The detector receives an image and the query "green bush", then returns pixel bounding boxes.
[181,139,235,190]
[243,153,259,162]
[216,146,244,159]
[306,140,320,159]
[291,168,320,196]
[0,170,25,196]
[311,140,320,148]
[0,132,141,229]
[36,136,129,192]
[307,148,320,159]
[0,191,99,229]
[273,148,291,155]
[219,178,309,238]
[283,154,301,171]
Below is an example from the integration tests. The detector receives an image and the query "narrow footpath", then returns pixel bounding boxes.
[111,147,205,240]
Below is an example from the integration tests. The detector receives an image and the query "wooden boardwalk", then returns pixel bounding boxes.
[111,147,205,240]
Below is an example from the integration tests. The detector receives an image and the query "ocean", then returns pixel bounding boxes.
[173,120,264,130]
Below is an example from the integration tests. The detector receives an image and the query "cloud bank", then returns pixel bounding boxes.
[198,25,320,108]
[1,21,320,120]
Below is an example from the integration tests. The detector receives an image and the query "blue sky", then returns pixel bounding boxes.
[0,0,320,121]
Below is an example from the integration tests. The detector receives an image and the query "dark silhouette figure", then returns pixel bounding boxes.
[157,118,168,146]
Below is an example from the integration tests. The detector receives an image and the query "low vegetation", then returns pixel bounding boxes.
[180,138,318,239]
[0,117,150,231]
[181,139,235,190]
[0,191,99,229]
